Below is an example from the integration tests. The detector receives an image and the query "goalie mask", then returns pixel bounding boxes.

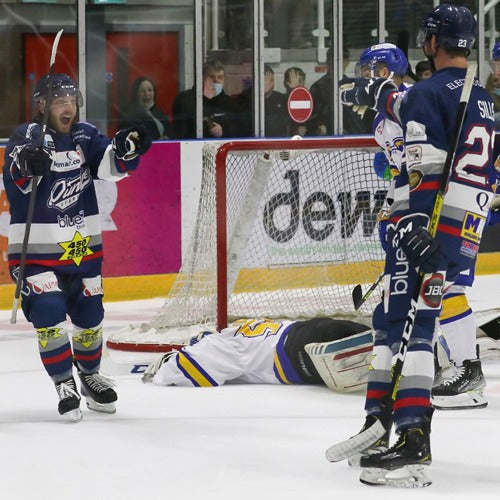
[417,4,476,51]
[33,73,83,107]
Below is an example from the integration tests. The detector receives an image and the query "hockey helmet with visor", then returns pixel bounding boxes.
[33,73,83,107]
[359,43,408,77]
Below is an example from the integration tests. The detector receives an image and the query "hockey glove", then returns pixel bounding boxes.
[113,125,152,161]
[399,226,446,273]
[17,144,53,177]
[340,77,398,113]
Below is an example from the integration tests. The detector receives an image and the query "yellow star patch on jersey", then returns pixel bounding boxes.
[73,327,102,348]
[37,327,63,348]
[58,231,94,266]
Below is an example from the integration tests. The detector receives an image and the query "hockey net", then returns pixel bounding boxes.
[107,137,386,351]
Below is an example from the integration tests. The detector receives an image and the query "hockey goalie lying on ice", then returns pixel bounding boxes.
[142,317,374,392]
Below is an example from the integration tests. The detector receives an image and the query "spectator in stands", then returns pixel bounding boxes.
[486,42,500,128]
[171,60,247,139]
[415,60,432,80]
[284,66,307,136]
[234,64,287,137]
[119,76,170,140]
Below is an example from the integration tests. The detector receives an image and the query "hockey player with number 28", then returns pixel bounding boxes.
[3,74,152,421]
[337,4,496,487]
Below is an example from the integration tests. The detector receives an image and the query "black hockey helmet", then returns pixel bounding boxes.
[33,73,83,106]
[417,4,476,50]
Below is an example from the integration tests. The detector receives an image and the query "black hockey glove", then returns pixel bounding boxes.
[17,144,53,177]
[399,226,446,273]
[340,77,398,112]
[113,125,152,161]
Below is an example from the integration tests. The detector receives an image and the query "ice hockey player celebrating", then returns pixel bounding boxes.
[3,73,151,421]
[337,4,496,487]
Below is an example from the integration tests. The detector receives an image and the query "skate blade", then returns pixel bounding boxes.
[63,408,83,422]
[86,399,116,414]
[360,465,432,488]
[432,391,488,410]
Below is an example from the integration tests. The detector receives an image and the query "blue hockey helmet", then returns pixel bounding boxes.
[33,73,83,106]
[493,42,500,60]
[359,43,408,76]
[417,4,476,50]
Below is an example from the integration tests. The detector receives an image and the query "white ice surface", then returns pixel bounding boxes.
[1,275,499,499]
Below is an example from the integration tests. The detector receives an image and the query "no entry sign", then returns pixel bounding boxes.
[287,86,313,123]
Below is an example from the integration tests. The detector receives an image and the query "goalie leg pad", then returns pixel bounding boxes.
[305,330,373,392]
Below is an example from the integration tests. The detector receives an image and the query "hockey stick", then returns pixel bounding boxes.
[397,30,419,82]
[10,29,64,324]
[326,62,477,462]
[352,272,384,310]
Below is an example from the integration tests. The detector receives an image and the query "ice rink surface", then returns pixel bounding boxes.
[1,275,499,499]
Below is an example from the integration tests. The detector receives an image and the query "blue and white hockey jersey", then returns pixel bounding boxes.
[3,121,138,276]
[383,67,496,275]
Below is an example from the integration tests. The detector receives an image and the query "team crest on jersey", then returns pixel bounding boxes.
[460,212,486,243]
[73,327,102,348]
[58,230,94,265]
[37,327,63,348]
[235,319,281,339]
[47,168,91,211]
[408,168,423,190]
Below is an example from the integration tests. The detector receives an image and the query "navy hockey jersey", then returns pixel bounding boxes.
[3,121,137,276]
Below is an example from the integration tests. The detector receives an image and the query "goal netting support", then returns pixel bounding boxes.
[107,137,386,351]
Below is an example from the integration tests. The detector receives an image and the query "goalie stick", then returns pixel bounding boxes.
[10,29,64,324]
[351,272,384,310]
[326,62,478,463]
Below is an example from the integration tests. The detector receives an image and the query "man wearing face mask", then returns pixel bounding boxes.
[171,60,246,139]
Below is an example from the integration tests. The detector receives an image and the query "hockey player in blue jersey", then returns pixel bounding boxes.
[358,43,489,412]
[338,4,496,487]
[3,73,151,421]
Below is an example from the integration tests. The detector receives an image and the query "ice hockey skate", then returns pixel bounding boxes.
[431,358,487,410]
[77,370,117,414]
[55,376,82,422]
[359,425,432,488]
[142,352,176,383]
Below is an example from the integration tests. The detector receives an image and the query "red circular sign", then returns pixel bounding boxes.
[287,86,314,123]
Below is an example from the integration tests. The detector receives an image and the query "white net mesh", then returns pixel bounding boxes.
[108,138,386,348]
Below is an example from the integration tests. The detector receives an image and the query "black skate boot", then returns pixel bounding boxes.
[359,418,432,488]
[55,376,82,422]
[77,370,117,414]
[347,414,391,467]
[432,358,487,410]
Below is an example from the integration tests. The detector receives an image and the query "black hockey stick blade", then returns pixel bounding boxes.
[325,419,386,462]
[351,284,363,310]
[352,273,383,310]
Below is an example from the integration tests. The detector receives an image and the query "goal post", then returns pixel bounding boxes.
[107,137,385,352]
